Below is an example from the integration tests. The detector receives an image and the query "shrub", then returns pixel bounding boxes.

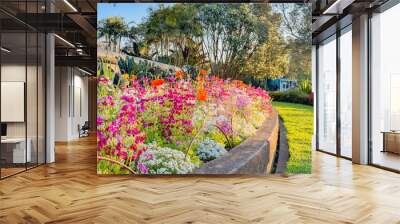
[196,138,227,162]
[298,79,312,94]
[137,143,197,174]
[270,88,313,106]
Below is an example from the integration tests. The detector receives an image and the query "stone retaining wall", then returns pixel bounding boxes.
[195,109,280,175]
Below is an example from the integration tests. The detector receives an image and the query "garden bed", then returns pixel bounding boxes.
[97,56,275,175]
[195,109,279,174]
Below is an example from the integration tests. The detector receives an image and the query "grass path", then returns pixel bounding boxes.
[272,102,313,174]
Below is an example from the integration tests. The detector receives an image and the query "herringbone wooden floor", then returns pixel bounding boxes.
[0,136,399,224]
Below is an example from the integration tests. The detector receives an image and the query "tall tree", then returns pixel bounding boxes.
[277,4,312,80]
[243,4,289,79]
[198,4,262,78]
[141,4,204,66]
[98,16,128,52]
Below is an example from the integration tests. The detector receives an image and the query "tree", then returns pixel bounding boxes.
[98,16,128,52]
[98,3,298,81]
[141,4,204,66]
[98,19,112,51]
[276,4,312,80]
[198,4,263,78]
[122,23,143,57]
[243,4,289,79]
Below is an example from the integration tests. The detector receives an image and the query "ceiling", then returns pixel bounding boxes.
[312,0,390,43]
[3,0,393,71]
[0,0,98,74]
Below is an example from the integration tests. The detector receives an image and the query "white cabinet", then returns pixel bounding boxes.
[1,138,31,163]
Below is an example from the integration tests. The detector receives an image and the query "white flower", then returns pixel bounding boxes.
[138,143,196,174]
[196,138,227,162]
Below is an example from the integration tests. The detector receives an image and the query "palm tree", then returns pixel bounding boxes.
[98,19,112,51]
[98,16,128,52]
[126,24,142,56]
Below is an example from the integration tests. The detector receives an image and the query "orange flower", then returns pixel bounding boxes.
[196,76,205,82]
[199,69,207,76]
[175,70,184,79]
[233,80,246,88]
[197,89,207,101]
[213,76,220,81]
[151,79,165,87]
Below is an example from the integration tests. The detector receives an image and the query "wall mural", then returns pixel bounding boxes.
[97,3,312,175]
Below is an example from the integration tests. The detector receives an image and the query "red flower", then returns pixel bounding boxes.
[197,89,207,101]
[199,69,207,76]
[151,79,165,87]
[175,70,184,79]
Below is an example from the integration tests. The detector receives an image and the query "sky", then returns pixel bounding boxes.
[97,3,174,24]
[97,3,298,43]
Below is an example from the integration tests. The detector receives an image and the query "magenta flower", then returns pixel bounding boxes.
[97,116,103,126]
[121,95,134,103]
[120,151,127,160]
[137,162,149,174]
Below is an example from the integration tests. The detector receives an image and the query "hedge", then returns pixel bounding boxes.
[269,89,313,106]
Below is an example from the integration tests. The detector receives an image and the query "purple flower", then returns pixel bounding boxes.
[137,162,149,174]
[236,95,250,108]
[144,153,153,159]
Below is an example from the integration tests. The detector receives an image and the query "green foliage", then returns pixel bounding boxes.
[270,89,313,106]
[117,56,172,80]
[97,58,117,81]
[243,76,269,90]
[298,79,312,94]
[242,5,289,79]
[205,130,227,147]
[197,4,289,78]
[141,4,204,67]
[117,56,136,75]
[99,3,311,81]
[276,4,312,80]
[98,16,128,52]
[273,102,313,174]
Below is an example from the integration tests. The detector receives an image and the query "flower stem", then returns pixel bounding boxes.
[185,120,206,159]
[212,124,233,149]
[98,156,136,174]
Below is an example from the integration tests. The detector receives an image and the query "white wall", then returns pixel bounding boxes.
[54,67,89,141]
[55,66,70,141]
[1,64,26,139]
[1,63,46,164]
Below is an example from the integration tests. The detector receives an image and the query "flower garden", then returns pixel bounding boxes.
[97,56,273,175]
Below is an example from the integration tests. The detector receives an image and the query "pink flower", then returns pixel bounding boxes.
[144,153,153,160]
[237,95,250,108]
[98,76,109,84]
[120,151,127,160]
[97,116,103,126]
[121,95,134,103]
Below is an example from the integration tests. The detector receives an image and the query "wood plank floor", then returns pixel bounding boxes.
[0,136,400,224]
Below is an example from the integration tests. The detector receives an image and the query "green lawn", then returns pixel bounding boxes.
[272,101,313,174]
